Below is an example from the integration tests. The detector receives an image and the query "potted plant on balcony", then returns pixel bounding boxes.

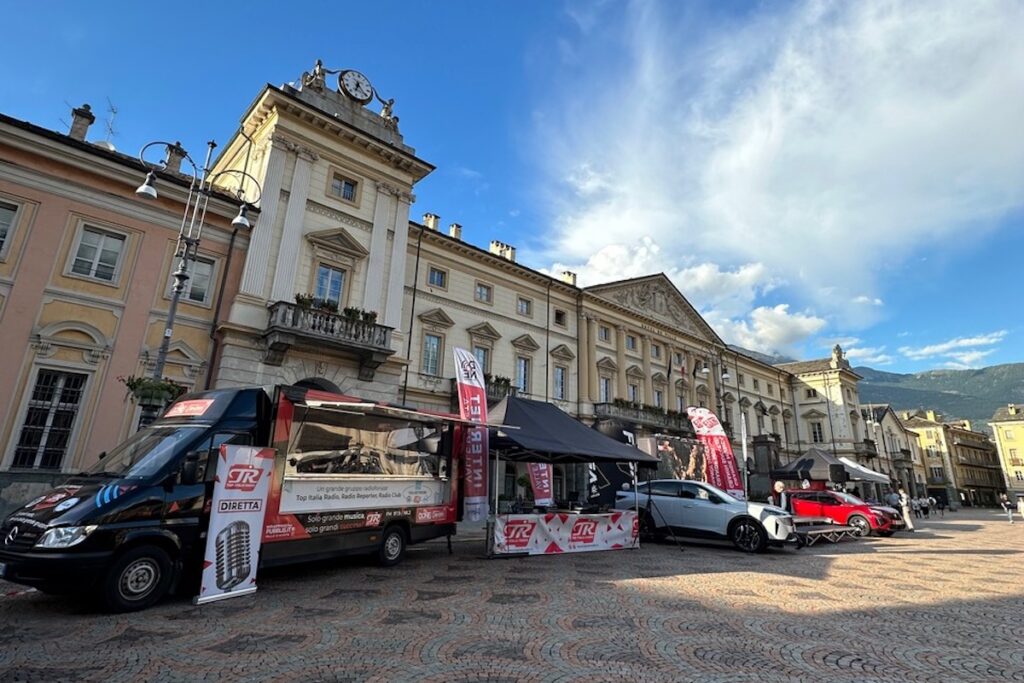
[342,306,361,321]
[360,309,378,324]
[118,375,187,407]
[311,298,338,314]
[294,293,315,309]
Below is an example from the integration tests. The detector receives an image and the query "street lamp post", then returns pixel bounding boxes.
[133,139,261,417]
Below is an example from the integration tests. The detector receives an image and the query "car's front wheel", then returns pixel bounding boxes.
[847,515,872,537]
[730,517,767,553]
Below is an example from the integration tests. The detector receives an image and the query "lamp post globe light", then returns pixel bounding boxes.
[133,139,261,406]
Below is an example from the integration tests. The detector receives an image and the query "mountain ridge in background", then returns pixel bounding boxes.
[854,362,1024,431]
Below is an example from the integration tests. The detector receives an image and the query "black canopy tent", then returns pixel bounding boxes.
[771,447,844,481]
[487,396,659,466]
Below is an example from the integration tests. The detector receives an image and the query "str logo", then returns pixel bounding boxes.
[365,512,383,527]
[4,526,18,545]
[570,518,598,544]
[225,465,262,492]
[504,519,536,549]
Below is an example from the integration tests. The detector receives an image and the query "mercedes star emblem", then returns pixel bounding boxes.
[4,526,18,545]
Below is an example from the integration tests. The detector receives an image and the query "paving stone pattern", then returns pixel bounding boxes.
[1,511,1022,682]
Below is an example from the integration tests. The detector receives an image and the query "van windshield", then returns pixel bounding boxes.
[84,426,205,479]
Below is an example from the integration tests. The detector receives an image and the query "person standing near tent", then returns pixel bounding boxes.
[899,488,916,532]
[1000,493,1014,524]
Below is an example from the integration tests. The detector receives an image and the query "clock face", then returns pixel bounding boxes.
[340,70,374,103]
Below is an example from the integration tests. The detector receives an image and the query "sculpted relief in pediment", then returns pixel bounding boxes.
[600,282,708,339]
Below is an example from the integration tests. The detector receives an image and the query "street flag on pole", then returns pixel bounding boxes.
[453,347,489,521]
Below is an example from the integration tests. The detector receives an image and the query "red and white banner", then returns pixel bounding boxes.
[527,463,554,507]
[196,445,275,605]
[686,407,745,499]
[453,347,489,522]
[493,511,638,555]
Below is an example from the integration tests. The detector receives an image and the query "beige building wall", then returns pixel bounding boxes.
[989,404,1024,500]
[0,108,245,513]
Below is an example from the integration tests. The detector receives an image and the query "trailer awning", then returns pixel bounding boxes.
[487,396,659,466]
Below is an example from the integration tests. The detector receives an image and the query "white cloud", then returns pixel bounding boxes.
[899,330,1007,361]
[843,345,895,366]
[944,349,997,368]
[712,305,827,355]
[533,0,1024,347]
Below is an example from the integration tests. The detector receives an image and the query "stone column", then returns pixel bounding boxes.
[239,142,287,297]
[642,335,653,405]
[270,148,317,303]
[363,182,397,315]
[384,190,413,329]
[587,316,598,402]
[667,345,677,411]
[615,326,627,399]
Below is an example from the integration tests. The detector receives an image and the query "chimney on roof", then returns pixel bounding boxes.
[1008,404,1018,416]
[448,223,462,240]
[489,240,516,262]
[163,142,187,174]
[69,104,95,141]
[422,213,440,230]
[926,410,938,422]
[560,270,577,286]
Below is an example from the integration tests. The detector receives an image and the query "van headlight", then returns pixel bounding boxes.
[35,525,98,549]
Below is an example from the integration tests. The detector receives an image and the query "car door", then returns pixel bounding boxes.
[638,481,684,531]
[790,492,822,518]
[818,492,849,524]
[678,482,730,536]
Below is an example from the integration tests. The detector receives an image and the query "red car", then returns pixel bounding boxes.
[785,489,905,537]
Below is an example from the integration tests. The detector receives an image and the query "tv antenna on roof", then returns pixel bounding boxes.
[103,97,118,144]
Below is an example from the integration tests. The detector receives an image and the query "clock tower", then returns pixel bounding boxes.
[209,61,434,400]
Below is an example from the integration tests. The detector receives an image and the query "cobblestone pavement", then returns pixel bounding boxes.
[1,510,1022,682]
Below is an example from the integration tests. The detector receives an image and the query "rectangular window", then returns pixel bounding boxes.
[427,267,447,289]
[626,335,637,351]
[473,346,490,374]
[628,383,639,402]
[1011,448,1018,458]
[554,309,567,327]
[806,388,818,399]
[676,396,684,412]
[737,373,745,386]
[768,384,774,396]
[930,466,944,479]
[599,377,611,403]
[516,357,530,393]
[810,421,824,444]
[329,173,358,202]
[315,264,346,306]
[474,282,492,303]
[599,326,611,342]
[780,388,786,399]
[553,366,566,400]
[1017,471,1024,481]
[184,257,215,304]
[654,389,663,408]
[422,334,442,376]
[0,200,16,255]
[1007,429,1015,440]
[72,226,125,282]
[12,370,87,470]
[651,344,661,359]
[517,297,532,316]
[757,413,765,432]
[673,352,683,366]
[753,379,760,391]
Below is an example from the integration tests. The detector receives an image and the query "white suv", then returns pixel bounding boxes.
[615,479,796,552]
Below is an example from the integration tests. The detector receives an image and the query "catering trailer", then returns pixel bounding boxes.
[0,385,462,611]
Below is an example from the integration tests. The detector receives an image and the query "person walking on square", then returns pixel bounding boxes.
[920,496,930,519]
[1000,493,1014,524]
[1018,496,1024,520]
[911,496,921,519]
[899,488,915,532]
[936,498,945,517]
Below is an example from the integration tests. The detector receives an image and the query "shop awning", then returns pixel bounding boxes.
[488,396,660,465]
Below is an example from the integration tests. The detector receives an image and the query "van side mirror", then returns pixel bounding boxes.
[180,451,201,485]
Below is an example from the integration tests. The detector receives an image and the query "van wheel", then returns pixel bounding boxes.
[378,526,407,567]
[101,545,174,613]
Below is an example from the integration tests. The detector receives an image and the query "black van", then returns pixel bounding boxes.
[0,385,460,611]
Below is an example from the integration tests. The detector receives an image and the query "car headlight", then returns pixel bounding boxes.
[763,508,788,517]
[35,525,98,549]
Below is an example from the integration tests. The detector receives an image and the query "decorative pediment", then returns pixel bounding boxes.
[511,334,540,352]
[768,405,781,415]
[307,228,369,260]
[585,274,724,344]
[721,392,735,403]
[753,400,768,414]
[801,408,828,419]
[418,308,455,328]
[31,320,113,366]
[738,396,752,408]
[651,372,667,384]
[467,322,501,342]
[695,384,710,396]
[596,356,618,372]
[782,408,794,418]
[550,344,575,361]
[625,364,645,379]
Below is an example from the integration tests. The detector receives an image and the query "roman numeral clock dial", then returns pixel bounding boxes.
[339,70,374,104]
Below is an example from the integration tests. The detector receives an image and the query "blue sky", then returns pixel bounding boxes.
[3,1,1022,373]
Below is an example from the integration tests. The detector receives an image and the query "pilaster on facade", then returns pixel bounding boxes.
[269,152,314,303]
[239,143,287,298]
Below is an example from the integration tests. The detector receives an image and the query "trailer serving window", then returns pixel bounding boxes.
[286,406,445,479]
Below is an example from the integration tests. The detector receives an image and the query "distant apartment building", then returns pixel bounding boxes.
[989,403,1024,501]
